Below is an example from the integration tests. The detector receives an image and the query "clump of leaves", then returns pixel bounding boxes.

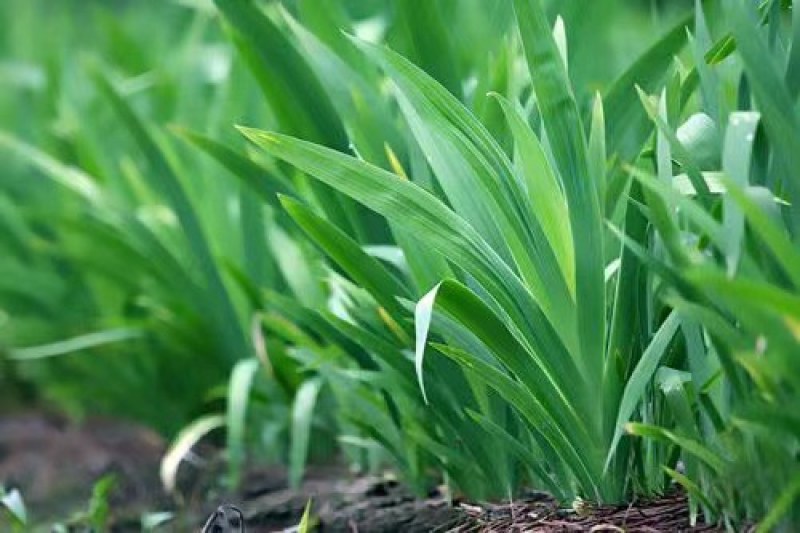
[620,0,800,529]
[233,0,704,505]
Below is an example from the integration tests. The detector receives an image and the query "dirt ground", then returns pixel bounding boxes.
[0,413,726,532]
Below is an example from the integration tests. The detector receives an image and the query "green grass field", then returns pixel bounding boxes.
[2,0,799,530]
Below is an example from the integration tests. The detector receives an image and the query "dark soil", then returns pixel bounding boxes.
[0,412,169,523]
[238,473,468,532]
[0,413,726,532]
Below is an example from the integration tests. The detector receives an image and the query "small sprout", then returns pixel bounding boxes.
[571,496,595,517]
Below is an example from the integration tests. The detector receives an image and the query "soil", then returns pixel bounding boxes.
[0,412,726,532]
[0,412,169,523]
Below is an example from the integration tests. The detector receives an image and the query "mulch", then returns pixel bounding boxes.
[453,490,725,532]
[239,477,724,532]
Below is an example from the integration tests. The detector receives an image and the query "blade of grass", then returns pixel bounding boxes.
[722,112,760,275]
[280,195,411,319]
[625,422,725,473]
[226,357,261,488]
[290,377,323,488]
[605,312,681,469]
[10,328,142,360]
[394,0,462,99]
[433,342,600,499]
[514,0,605,385]
[160,414,225,493]
[173,127,294,208]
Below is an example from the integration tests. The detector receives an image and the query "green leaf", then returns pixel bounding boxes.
[160,414,225,493]
[637,87,710,197]
[606,312,681,469]
[627,166,727,257]
[280,195,410,319]
[728,0,800,228]
[466,409,565,500]
[722,112,760,275]
[297,499,316,533]
[514,0,605,382]
[588,94,607,214]
[281,9,399,169]
[433,342,599,499]
[786,0,800,99]
[603,12,693,161]
[214,0,345,149]
[226,357,261,488]
[0,135,203,302]
[267,223,326,308]
[173,127,294,208]
[352,37,573,330]
[290,378,323,488]
[10,329,142,360]
[625,422,725,473]
[215,0,366,237]
[677,113,720,171]
[686,269,800,320]
[421,280,584,427]
[0,131,102,204]
[662,466,716,513]
[671,172,727,196]
[87,474,117,530]
[691,1,721,124]
[492,93,574,294]
[394,0,462,99]
[723,177,800,290]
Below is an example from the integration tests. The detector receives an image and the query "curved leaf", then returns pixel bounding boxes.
[290,378,324,488]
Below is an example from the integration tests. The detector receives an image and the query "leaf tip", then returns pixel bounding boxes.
[237,126,280,147]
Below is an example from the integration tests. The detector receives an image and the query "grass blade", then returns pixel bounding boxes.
[605,312,681,469]
[226,357,261,488]
[514,0,605,382]
[625,422,725,473]
[280,195,411,319]
[290,378,323,488]
[722,112,760,275]
[160,414,225,493]
[10,329,142,360]
[173,127,294,208]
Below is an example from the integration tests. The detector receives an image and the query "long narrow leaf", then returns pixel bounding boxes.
[605,313,681,468]
[514,0,605,383]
